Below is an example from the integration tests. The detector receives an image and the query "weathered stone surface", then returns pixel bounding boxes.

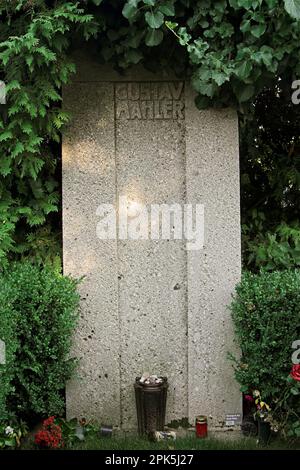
[63,62,241,430]
[116,88,187,429]
[185,90,242,427]
[63,83,120,425]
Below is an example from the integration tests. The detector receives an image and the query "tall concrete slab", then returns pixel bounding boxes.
[63,83,121,425]
[185,91,242,427]
[63,60,241,431]
[115,82,188,429]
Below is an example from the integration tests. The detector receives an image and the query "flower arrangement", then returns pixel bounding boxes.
[34,416,99,449]
[34,416,64,449]
[252,390,271,420]
[243,364,300,438]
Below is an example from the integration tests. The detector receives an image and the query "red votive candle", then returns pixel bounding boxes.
[195,415,208,438]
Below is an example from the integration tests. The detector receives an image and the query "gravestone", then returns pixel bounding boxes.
[62,56,242,431]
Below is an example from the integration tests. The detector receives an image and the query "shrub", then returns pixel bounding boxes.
[0,307,18,421]
[0,262,80,420]
[274,371,300,438]
[230,270,300,401]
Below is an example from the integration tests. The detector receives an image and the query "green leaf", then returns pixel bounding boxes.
[235,61,253,80]
[145,11,164,29]
[177,27,192,45]
[192,79,217,98]
[6,80,21,92]
[145,28,164,46]
[240,20,251,33]
[237,0,259,8]
[235,84,255,102]
[92,0,103,4]
[253,46,274,68]
[11,142,24,158]
[4,440,14,447]
[0,130,13,142]
[212,70,229,86]
[165,21,178,30]
[251,23,266,38]
[122,0,138,20]
[199,19,209,28]
[159,1,175,16]
[266,0,277,7]
[195,95,212,109]
[0,156,12,176]
[26,55,34,72]
[124,29,144,48]
[284,0,300,19]
[125,49,143,64]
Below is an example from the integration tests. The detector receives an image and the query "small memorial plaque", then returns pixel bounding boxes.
[225,414,242,426]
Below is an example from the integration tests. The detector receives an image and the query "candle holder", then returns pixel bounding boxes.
[195,415,208,438]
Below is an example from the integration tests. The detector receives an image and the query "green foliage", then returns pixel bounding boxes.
[0,262,80,419]
[284,0,300,19]
[243,220,300,270]
[272,375,300,438]
[240,84,300,271]
[54,417,99,448]
[0,299,18,421]
[0,420,28,449]
[55,417,81,448]
[1,2,300,267]
[230,270,300,400]
[0,1,98,268]
[118,0,300,109]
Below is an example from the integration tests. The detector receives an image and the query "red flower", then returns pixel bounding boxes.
[245,394,254,402]
[34,417,64,449]
[291,364,300,382]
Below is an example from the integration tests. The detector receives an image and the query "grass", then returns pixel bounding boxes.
[20,427,300,451]
[71,435,300,451]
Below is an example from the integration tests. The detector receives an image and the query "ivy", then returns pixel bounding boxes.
[0,1,98,268]
[284,0,300,19]
[0,1,300,267]
[145,28,164,46]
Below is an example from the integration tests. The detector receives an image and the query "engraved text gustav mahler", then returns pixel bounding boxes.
[115,82,184,120]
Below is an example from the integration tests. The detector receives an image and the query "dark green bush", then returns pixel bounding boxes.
[230,270,300,400]
[0,262,80,420]
[0,300,18,421]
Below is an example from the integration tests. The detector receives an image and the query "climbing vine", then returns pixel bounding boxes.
[0,1,98,267]
[1,0,300,268]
